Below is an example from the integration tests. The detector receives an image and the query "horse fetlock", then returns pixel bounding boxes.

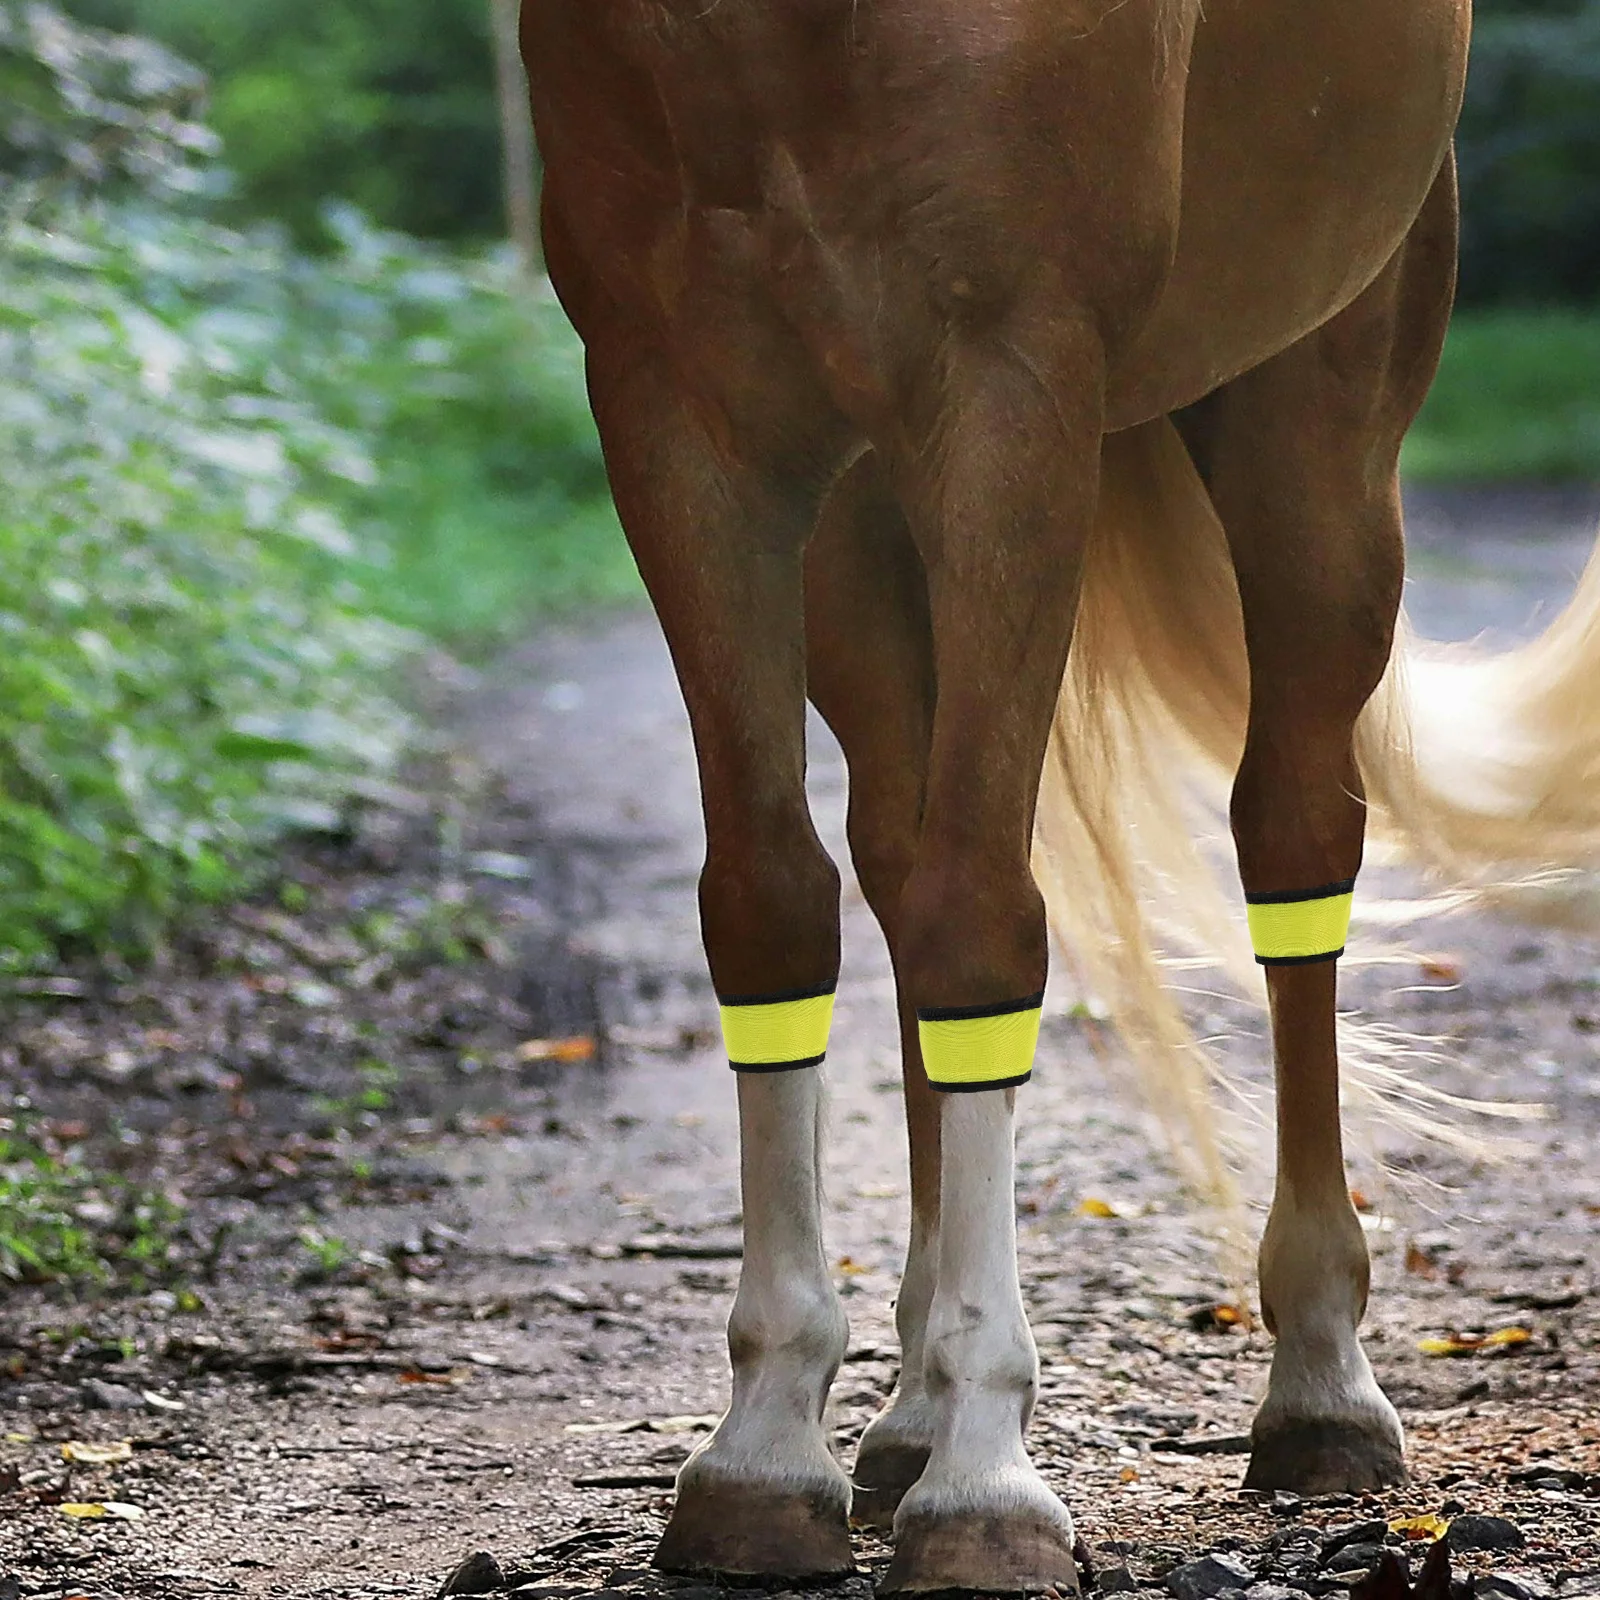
[922,1306,1038,1403]
[727,1279,847,1380]
[1247,1333,1405,1494]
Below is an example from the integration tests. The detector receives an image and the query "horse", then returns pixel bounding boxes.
[518,2,1600,1592]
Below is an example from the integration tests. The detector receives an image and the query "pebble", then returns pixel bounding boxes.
[1476,1577,1553,1600]
[1245,1586,1303,1600]
[1100,1569,1139,1593]
[80,1378,144,1411]
[1322,1545,1384,1575]
[1168,1553,1257,1600]
[1446,1515,1525,1553]
[440,1551,506,1596]
[1319,1521,1389,1559]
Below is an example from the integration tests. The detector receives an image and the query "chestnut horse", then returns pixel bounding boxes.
[520,2,1600,1592]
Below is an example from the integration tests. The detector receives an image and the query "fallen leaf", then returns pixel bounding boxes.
[1418,1326,1533,1357]
[516,1035,597,1064]
[835,1256,871,1277]
[1405,1242,1441,1279]
[398,1367,473,1386]
[60,1501,142,1521]
[1119,1467,1139,1483]
[1350,1188,1374,1213]
[1419,956,1462,983]
[1390,1514,1451,1541]
[61,1441,133,1466]
[1187,1302,1252,1333]
[1078,1197,1119,1219]
[565,1414,719,1437]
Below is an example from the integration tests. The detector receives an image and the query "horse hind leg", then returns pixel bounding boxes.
[804,455,942,1529]
[1177,157,1458,1495]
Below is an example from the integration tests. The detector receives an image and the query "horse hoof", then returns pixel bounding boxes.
[880,1508,1081,1596]
[851,1439,931,1529]
[1244,1418,1407,1495]
[653,1476,855,1579]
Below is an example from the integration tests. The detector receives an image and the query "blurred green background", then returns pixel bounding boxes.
[0,0,1595,973]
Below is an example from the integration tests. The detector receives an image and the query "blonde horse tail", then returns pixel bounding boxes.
[1034,417,1600,1204]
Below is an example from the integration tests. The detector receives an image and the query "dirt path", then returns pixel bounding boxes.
[4,489,1600,1600]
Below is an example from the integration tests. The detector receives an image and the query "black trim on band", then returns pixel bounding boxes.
[730,1053,827,1074]
[1256,948,1345,968]
[917,991,1047,1025]
[930,1071,1034,1094]
[1244,878,1357,907]
[718,979,839,1009]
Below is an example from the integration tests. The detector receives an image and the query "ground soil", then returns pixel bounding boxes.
[3,488,1600,1600]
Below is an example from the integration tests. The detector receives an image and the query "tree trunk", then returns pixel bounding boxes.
[489,0,541,274]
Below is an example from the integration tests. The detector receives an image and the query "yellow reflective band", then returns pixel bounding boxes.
[719,984,836,1072]
[917,994,1044,1092]
[1245,879,1355,966]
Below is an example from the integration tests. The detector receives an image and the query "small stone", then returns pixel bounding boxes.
[1323,1545,1384,1575]
[604,1570,655,1587]
[1320,1522,1389,1559]
[81,1377,144,1411]
[510,1588,585,1600]
[440,1550,506,1596]
[1168,1553,1256,1600]
[1446,1516,1525,1554]
[1476,1577,1552,1600]
[1245,1586,1303,1600]
[1272,1492,1302,1516]
[1101,1568,1139,1594]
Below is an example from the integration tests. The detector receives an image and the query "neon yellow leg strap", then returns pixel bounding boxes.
[719,981,837,1072]
[1245,878,1355,966]
[918,992,1044,1092]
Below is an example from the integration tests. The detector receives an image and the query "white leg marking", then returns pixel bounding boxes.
[681,1069,849,1496]
[894,1091,1071,1531]
[854,1197,940,1493]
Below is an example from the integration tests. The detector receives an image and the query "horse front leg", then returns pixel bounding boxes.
[584,338,855,1579]
[874,305,1107,1596]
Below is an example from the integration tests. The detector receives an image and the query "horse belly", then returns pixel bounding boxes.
[1105,0,1471,426]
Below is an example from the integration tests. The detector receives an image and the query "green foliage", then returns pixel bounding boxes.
[1405,309,1600,480]
[0,1111,182,1286]
[0,2,217,198]
[0,201,417,971]
[57,0,503,243]
[1459,0,1600,304]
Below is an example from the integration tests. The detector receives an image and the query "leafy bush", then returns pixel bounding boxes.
[0,202,415,970]
[0,1109,181,1285]
[57,0,504,243]
[0,2,216,196]
[1405,308,1600,480]
[1460,0,1600,304]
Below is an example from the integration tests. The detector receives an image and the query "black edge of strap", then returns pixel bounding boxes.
[1256,948,1345,968]
[931,1071,1034,1094]
[1244,878,1357,907]
[719,979,838,1009]
[918,990,1046,1024]
[730,1053,827,1074]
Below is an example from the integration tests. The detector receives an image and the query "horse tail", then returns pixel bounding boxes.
[1033,417,1600,1202]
